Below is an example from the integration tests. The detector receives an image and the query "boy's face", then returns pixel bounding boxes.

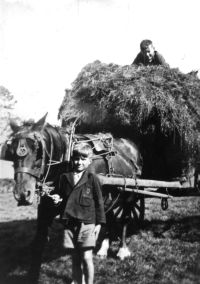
[72,155,92,173]
[141,44,155,62]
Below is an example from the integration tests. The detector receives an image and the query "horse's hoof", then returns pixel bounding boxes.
[96,238,109,258]
[71,277,86,284]
[96,248,108,258]
[117,247,131,260]
[96,253,107,259]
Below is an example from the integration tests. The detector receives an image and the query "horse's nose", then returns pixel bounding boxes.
[17,194,32,206]
[13,184,33,206]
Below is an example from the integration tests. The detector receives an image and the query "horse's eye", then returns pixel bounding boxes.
[26,138,35,151]
[12,140,18,150]
[36,142,43,160]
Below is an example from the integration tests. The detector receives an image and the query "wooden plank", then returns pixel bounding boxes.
[97,175,200,197]
[122,187,173,199]
[97,174,182,188]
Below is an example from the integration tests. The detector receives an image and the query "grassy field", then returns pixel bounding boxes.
[0,182,200,284]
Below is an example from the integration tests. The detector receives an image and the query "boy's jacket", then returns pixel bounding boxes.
[59,170,106,224]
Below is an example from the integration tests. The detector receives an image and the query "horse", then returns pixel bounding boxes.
[1,114,69,281]
[2,114,67,205]
[2,114,143,282]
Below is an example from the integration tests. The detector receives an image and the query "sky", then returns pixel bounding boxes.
[0,0,200,125]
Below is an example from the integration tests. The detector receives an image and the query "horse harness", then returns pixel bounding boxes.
[9,128,65,197]
[12,131,46,179]
[69,132,117,175]
[10,121,117,199]
[64,117,116,175]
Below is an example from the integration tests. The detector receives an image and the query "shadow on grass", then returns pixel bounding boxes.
[0,218,67,284]
[143,215,200,241]
[1,273,72,284]
[0,275,28,284]
[1,214,200,283]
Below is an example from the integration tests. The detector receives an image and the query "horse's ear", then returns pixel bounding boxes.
[10,119,20,133]
[32,113,48,130]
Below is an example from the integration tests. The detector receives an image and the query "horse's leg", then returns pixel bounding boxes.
[117,218,131,260]
[96,235,109,259]
[28,222,49,283]
[96,210,115,258]
[117,205,131,260]
[96,219,109,258]
[116,193,145,260]
[28,197,56,283]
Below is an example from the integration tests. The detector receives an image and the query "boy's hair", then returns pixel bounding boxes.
[140,39,153,51]
[72,142,93,158]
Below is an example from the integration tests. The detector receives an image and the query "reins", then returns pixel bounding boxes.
[66,117,80,161]
[36,129,66,198]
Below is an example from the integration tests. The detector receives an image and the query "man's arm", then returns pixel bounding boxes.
[155,51,170,67]
[132,52,143,65]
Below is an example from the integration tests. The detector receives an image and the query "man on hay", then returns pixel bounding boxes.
[132,39,169,67]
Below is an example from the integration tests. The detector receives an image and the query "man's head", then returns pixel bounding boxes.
[72,142,93,172]
[140,39,155,62]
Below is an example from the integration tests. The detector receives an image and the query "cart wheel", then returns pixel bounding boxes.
[105,191,145,226]
[129,194,145,225]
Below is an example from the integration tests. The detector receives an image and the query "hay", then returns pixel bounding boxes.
[58,61,200,178]
[60,61,200,143]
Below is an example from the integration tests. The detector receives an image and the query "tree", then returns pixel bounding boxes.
[0,86,17,144]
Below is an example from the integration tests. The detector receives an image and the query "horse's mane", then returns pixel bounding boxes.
[22,119,35,127]
[15,119,68,146]
[20,120,63,132]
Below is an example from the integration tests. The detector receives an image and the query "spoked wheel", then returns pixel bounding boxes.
[129,193,145,225]
[114,193,145,227]
[103,188,145,227]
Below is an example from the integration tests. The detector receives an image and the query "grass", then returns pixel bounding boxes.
[0,184,200,284]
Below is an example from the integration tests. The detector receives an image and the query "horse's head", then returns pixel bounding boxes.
[7,114,48,206]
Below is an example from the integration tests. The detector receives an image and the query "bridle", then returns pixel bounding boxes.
[11,128,64,199]
[14,131,46,179]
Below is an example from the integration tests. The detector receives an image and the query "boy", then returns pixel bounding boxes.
[132,39,169,67]
[51,142,106,284]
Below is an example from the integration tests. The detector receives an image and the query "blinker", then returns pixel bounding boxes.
[16,139,28,157]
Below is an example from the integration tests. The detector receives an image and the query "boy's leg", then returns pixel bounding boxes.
[77,223,96,284]
[72,249,83,284]
[63,224,83,284]
[81,249,94,284]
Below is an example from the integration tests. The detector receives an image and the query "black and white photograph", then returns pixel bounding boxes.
[0,0,200,283]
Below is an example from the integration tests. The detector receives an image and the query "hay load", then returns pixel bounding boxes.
[58,60,200,180]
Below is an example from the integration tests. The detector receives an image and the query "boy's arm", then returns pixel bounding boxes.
[92,174,106,225]
[48,174,64,205]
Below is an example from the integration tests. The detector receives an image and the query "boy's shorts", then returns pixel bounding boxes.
[63,222,96,249]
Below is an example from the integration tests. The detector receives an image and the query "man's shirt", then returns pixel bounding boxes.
[132,51,169,67]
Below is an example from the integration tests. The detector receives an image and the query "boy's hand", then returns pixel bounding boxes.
[94,224,101,240]
[49,194,63,205]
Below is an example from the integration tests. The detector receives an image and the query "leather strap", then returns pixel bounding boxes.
[15,166,41,178]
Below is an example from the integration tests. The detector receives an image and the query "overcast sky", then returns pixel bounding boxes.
[0,0,200,124]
